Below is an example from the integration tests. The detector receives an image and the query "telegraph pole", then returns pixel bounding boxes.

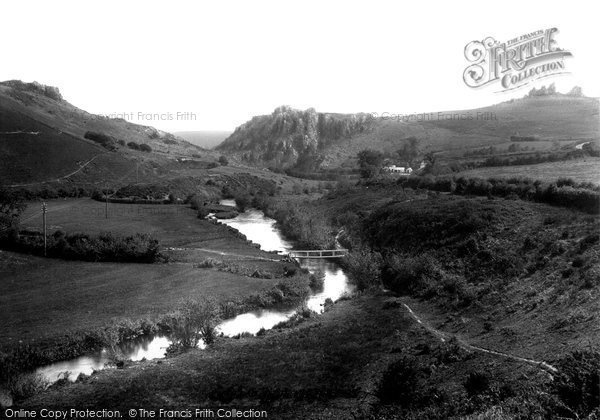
[42,202,47,256]
[104,183,109,219]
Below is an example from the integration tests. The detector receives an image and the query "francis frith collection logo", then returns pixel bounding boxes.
[463,28,572,92]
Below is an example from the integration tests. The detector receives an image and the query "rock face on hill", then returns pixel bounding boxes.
[3,80,64,102]
[216,106,374,169]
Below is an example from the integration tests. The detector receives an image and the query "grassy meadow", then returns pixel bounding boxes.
[18,198,276,258]
[456,157,600,184]
[0,251,281,343]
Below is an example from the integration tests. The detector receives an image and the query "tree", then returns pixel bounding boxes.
[357,149,384,179]
[167,299,221,353]
[424,150,436,164]
[0,190,26,233]
[218,155,229,166]
[568,86,583,97]
[396,137,420,164]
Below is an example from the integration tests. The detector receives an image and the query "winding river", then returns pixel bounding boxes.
[35,202,352,383]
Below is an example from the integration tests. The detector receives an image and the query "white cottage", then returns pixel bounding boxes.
[384,165,413,174]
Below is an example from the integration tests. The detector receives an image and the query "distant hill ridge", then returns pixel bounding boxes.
[216,93,599,170]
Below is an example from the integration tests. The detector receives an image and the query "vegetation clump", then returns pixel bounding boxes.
[84,131,117,150]
[0,229,161,263]
[166,298,221,354]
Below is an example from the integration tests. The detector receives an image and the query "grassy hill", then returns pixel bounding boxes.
[323,96,599,168]
[0,81,216,186]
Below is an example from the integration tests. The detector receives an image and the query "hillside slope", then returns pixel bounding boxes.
[0,81,209,185]
[216,96,599,170]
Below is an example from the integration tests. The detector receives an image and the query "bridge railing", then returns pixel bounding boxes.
[288,249,348,259]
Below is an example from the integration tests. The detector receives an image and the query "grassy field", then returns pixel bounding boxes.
[456,157,600,184]
[0,251,282,343]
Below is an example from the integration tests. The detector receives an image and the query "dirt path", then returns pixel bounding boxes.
[400,301,559,375]
[0,130,40,135]
[7,152,108,187]
[165,246,283,262]
[575,141,591,150]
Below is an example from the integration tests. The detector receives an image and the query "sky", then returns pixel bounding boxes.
[1,0,598,132]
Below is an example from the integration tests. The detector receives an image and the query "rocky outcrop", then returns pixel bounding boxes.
[216,106,373,168]
[2,80,64,102]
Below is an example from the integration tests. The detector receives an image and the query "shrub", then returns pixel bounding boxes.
[309,271,325,291]
[553,351,600,417]
[218,156,229,166]
[6,372,49,401]
[84,131,115,146]
[579,233,599,252]
[464,371,491,396]
[398,176,600,214]
[0,230,160,263]
[381,253,443,296]
[357,149,384,179]
[166,298,221,353]
[233,193,251,212]
[197,207,210,219]
[127,142,140,150]
[377,355,438,408]
[139,143,152,152]
[343,249,382,290]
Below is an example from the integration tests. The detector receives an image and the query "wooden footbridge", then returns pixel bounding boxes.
[288,249,348,259]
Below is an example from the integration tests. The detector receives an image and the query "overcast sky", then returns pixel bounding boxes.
[1,0,598,131]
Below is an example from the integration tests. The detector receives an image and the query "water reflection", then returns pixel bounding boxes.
[218,309,296,336]
[36,355,109,383]
[303,260,352,313]
[219,208,293,254]
[36,335,172,383]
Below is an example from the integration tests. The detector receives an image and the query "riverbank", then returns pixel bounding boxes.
[0,248,312,380]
